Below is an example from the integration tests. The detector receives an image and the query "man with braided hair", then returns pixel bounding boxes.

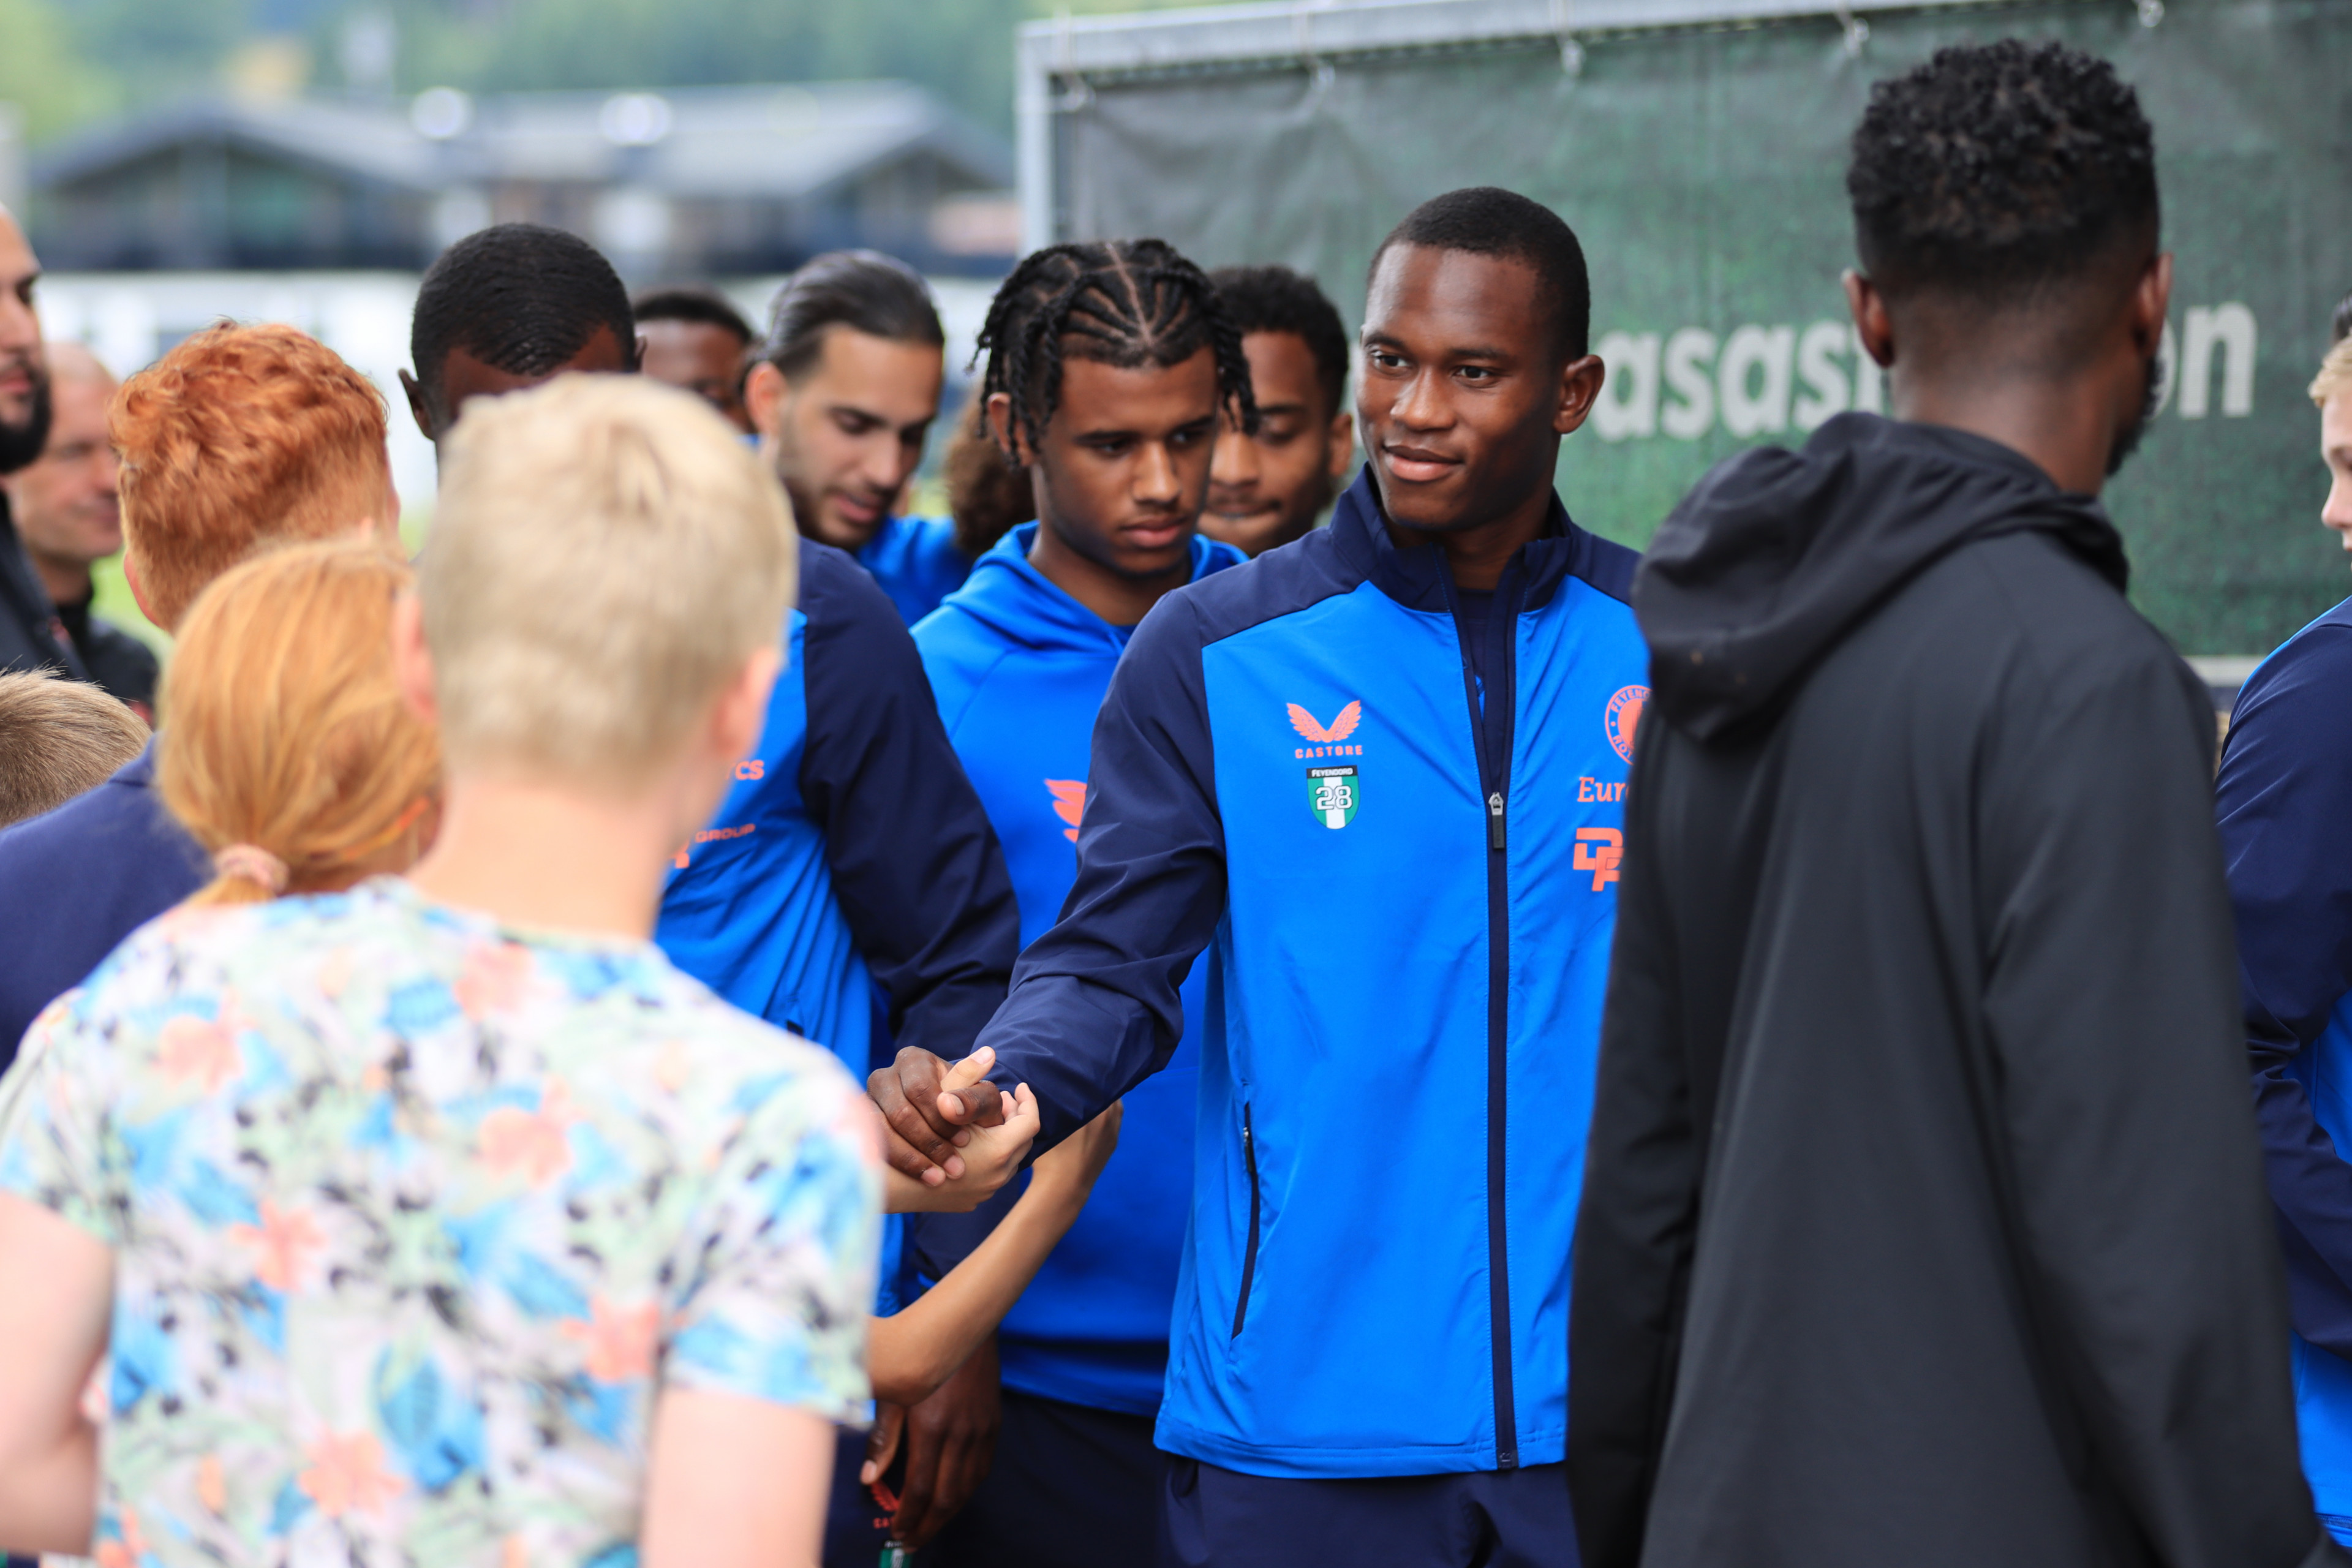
[910,237,1250,1568]
[873,195,1645,1566]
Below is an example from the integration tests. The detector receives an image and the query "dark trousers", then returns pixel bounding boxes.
[1160,1455,1581,1568]
[924,1387,1169,1568]
[824,1423,897,1568]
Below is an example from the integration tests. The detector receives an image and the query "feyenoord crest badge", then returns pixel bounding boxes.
[1307,765,1359,829]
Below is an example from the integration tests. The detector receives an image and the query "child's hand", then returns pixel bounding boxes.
[1028,1101,1122,1212]
[883,1049,1039,1213]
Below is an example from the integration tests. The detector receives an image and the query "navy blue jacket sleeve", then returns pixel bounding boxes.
[974,587,1230,1148]
[2217,620,2352,1354]
[797,543,1020,1063]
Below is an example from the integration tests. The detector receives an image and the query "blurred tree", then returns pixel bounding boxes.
[0,0,117,144]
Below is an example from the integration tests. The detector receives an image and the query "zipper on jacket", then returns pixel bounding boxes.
[1232,1103,1263,1338]
[1438,565,1522,1471]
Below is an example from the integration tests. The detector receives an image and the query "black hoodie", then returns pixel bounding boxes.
[1568,414,2334,1568]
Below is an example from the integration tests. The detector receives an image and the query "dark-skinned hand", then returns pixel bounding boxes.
[869,1046,1008,1186]
[877,1336,1000,1548]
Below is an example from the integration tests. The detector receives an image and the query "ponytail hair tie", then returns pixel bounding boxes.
[213,843,289,895]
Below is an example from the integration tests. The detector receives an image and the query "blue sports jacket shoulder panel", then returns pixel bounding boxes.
[798,541,1020,1062]
[0,740,206,1065]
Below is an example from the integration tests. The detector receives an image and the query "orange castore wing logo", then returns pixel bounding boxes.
[1287,700,1362,745]
[1046,778,1087,842]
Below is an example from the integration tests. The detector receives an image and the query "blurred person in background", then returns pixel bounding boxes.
[402,223,638,456]
[0,322,401,1069]
[2220,333,2352,1552]
[634,284,756,432]
[0,343,157,714]
[748,251,973,624]
[0,672,146,828]
[0,206,86,685]
[941,398,1031,564]
[1203,265,1356,556]
[2335,288,2351,344]
[1570,41,2331,1568]
[910,239,1251,1568]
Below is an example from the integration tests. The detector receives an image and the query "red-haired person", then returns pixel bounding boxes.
[0,322,401,1061]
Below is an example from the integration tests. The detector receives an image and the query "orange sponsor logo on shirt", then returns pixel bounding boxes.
[1574,826,1623,891]
[1047,778,1087,842]
[1289,699,1365,760]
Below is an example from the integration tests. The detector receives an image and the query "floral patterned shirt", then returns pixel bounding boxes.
[0,878,880,1568]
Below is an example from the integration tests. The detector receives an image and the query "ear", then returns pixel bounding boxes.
[744,360,786,443]
[398,369,439,445]
[2131,251,2174,360]
[1844,270,1895,369]
[1553,355,1607,437]
[985,391,1035,469]
[122,551,160,630]
[390,590,439,728]
[1325,409,1356,480]
[711,643,783,764]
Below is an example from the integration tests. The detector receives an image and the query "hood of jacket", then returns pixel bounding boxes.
[938,521,1245,654]
[1635,412,2128,742]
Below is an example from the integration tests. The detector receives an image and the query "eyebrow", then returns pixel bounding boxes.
[1359,330,1513,363]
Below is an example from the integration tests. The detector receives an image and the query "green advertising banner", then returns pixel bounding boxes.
[1046,0,2352,654]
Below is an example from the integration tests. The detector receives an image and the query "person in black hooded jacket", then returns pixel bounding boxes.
[1567,40,2337,1568]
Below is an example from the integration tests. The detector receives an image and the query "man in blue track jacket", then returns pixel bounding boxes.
[873,189,1645,1566]
[655,528,1022,1559]
[911,235,1251,1568]
[2223,333,2352,1548]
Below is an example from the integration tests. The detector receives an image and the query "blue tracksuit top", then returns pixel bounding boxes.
[914,523,1246,1415]
[972,469,1646,1479]
[2217,594,2352,1525]
[657,537,1017,1069]
[859,513,974,626]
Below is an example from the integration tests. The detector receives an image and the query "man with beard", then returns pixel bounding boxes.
[1568,40,2334,1568]
[745,252,973,624]
[0,344,157,713]
[0,207,85,683]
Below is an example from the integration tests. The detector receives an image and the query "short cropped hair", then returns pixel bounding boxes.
[1210,265,1350,420]
[0,671,148,826]
[759,251,942,382]
[2310,337,2352,409]
[1848,40,2158,301]
[412,224,635,412]
[423,375,797,787]
[2333,289,2352,346]
[633,285,754,345]
[160,540,439,907]
[111,323,391,630]
[1372,188,1591,361]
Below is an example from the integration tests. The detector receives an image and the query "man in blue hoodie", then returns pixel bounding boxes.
[2222,330,2352,1549]
[873,189,1643,1566]
[746,251,975,624]
[910,238,1249,1568]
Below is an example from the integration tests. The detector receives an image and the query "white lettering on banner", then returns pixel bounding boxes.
[1593,306,2256,442]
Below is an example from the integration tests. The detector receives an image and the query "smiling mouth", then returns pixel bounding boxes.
[1382,445,1460,481]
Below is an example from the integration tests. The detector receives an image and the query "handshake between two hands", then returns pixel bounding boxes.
[869,1046,1121,1215]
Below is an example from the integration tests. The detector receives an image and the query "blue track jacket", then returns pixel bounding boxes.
[657,536,1018,1071]
[2218,595,2352,1525]
[859,514,974,626]
[973,470,1646,1479]
[915,524,1246,1415]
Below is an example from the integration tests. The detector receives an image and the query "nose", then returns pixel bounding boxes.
[862,431,914,497]
[1136,438,1182,507]
[1390,366,1447,433]
[1210,420,1258,494]
[0,287,36,362]
[2326,473,2352,544]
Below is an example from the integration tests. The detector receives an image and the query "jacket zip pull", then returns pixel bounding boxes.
[1487,790,1507,851]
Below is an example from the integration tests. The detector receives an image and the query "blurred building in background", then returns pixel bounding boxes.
[26,80,1018,279]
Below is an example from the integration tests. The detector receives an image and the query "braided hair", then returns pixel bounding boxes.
[974,238,1257,464]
